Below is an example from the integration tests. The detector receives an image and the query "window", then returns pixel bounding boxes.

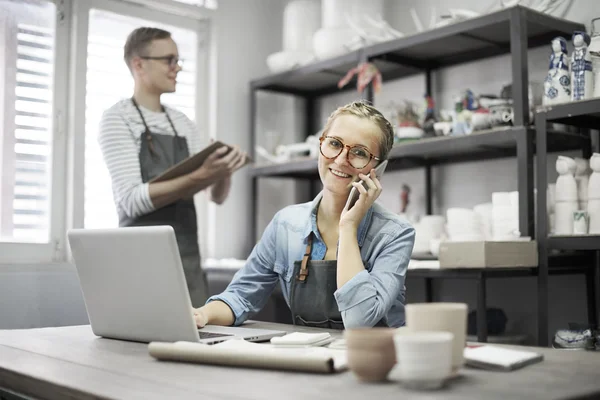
[0,0,56,243]
[83,8,198,229]
[0,0,210,263]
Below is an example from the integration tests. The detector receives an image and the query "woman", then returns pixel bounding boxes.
[194,101,415,329]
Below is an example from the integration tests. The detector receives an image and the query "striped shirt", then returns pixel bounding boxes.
[97,99,203,220]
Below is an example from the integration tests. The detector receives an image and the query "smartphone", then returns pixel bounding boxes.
[344,160,388,210]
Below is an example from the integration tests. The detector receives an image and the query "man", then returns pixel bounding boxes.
[98,27,246,307]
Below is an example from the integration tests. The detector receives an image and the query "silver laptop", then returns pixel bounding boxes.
[67,225,286,345]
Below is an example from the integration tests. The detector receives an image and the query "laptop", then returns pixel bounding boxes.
[67,225,286,345]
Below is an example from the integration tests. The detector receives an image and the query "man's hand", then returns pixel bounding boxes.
[187,145,248,184]
[222,145,248,176]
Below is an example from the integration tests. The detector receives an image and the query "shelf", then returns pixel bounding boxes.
[407,262,593,279]
[251,51,362,96]
[548,235,600,251]
[251,6,584,96]
[536,98,600,129]
[250,126,587,178]
[250,158,317,178]
[407,267,537,279]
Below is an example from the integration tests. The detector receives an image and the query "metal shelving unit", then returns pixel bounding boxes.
[248,5,586,343]
[407,252,594,343]
[535,97,600,346]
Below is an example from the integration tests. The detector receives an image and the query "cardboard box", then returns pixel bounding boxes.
[438,241,538,268]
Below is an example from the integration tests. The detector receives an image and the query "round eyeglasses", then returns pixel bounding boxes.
[319,136,381,170]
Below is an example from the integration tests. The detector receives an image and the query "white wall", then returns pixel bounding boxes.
[209,0,307,257]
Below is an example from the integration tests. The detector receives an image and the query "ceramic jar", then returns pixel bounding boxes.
[283,0,320,52]
[575,157,591,210]
[588,153,600,234]
[555,156,578,234]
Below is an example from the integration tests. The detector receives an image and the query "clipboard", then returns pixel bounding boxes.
[149,141,249,183]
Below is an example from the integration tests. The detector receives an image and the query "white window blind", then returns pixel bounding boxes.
[0,0,55,243]
[84,8,198,229]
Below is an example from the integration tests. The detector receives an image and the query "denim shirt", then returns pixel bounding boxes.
[207,192,415,329]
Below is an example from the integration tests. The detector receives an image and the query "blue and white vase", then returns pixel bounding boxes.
[543,36,571,105]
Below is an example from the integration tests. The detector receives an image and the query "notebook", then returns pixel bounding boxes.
[464,345,544,371]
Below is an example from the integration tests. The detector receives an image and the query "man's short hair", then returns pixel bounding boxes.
[124,27,171,71]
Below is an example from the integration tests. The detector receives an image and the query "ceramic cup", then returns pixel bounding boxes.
[405,302,468,372]
[393,330,454,390]
[573,210,589,234]
[344,327,396,382]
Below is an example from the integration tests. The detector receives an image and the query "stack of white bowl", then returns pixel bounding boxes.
[491,191,520,240]
[266,0,320,73]
[446,208,485,241]
[473,203,493,240]
[412,215,446,254]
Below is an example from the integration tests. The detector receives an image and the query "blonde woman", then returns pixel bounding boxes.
[195,101,415,329]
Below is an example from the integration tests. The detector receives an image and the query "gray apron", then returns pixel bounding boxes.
[290,233,387,330]
[118,98,208,307]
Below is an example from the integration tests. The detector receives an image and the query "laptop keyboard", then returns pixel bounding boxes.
[198,331,234,339]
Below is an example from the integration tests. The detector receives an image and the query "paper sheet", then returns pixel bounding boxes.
[148,339,347,373]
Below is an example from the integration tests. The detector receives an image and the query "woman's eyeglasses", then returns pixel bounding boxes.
[140,55,183,69]
[319,136,380,169]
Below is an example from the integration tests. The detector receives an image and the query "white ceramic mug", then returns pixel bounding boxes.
[573,210,589,234]
[405,302,468,372]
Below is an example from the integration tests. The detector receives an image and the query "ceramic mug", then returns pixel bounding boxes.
[573,210,589,234]
[405,302,468,372]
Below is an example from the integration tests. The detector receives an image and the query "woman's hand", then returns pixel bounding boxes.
[339,168,382,229]
[193,307,208,328]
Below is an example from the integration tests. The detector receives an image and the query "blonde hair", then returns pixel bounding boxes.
[321,101,394,161]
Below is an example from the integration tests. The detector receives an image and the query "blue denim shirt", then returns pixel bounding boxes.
[207,192,415,329]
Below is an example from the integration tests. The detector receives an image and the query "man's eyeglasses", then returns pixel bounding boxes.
[319,135,381,169]
[140,55,183,68]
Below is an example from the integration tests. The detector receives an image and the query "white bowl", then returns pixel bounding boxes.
[393,330,454,390]
[396,126,424,139]
[266,51,315,74]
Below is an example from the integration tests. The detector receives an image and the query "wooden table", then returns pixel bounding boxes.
[0,321,599,400]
